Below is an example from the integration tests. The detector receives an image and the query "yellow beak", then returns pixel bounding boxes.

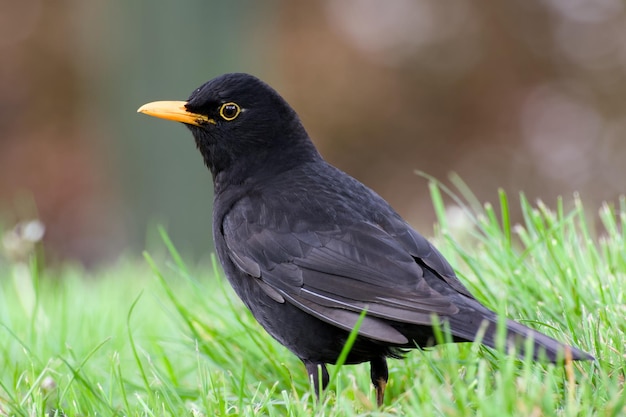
[137,101,216,126]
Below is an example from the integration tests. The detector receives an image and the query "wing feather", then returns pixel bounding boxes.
[222,196,468,344]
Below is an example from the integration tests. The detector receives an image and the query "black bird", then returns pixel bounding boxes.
[137,73,593,406]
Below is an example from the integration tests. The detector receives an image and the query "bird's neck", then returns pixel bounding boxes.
[206,138,322,195]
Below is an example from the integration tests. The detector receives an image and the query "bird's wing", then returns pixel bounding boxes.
[378,216,476,299]
[222,198,467,345]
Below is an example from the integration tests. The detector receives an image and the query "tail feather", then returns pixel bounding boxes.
[487,318,593,361]
[448,306,594,362]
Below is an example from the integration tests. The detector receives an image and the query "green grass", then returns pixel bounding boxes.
[0,182,623,416]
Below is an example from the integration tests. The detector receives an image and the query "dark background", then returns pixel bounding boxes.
[2,1,625,265]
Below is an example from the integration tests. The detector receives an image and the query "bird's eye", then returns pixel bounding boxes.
[219,102,241,121]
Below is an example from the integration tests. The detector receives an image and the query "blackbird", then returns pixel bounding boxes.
[138,73,593,406]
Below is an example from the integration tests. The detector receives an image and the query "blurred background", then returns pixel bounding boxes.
[1,0,625,265]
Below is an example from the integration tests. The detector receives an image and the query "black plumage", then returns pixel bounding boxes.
[138,73,593,406]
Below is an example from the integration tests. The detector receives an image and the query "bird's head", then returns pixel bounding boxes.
[138,73,319,186]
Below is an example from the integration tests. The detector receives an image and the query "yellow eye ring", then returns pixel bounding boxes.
[219,102,241,121]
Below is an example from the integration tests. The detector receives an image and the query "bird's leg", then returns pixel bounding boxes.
[370,356,388,407]
[303,360,329,400]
